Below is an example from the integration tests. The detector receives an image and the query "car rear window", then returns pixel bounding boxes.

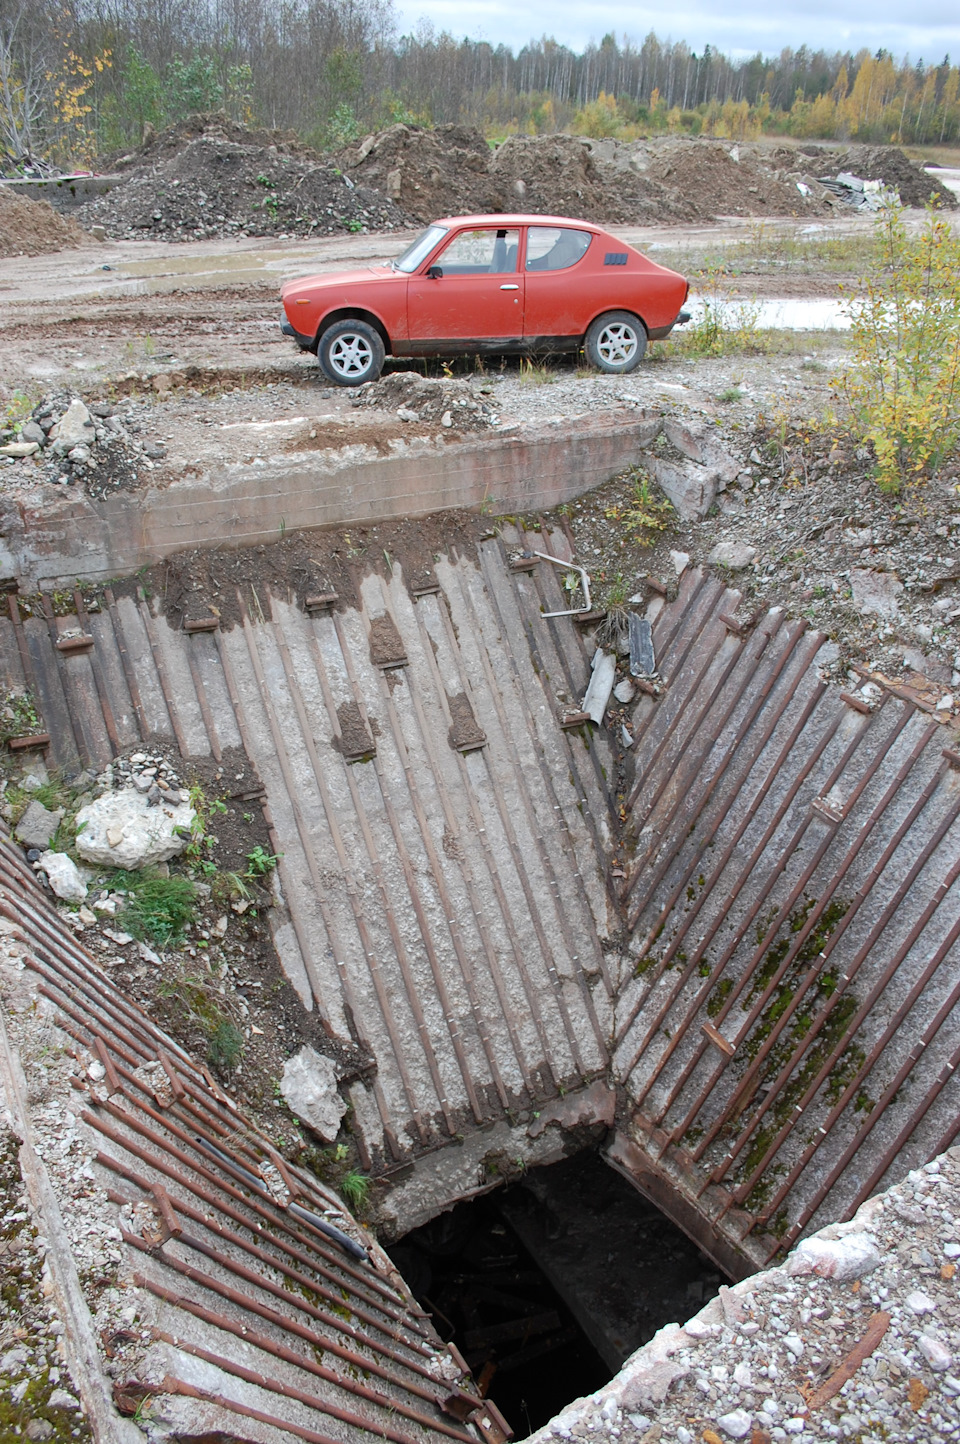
[393,225,448,274]
[525,227,592,272]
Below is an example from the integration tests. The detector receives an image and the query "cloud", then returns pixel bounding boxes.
[396,0,960,61]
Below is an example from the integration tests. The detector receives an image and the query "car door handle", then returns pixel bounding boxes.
[500,284,519,291]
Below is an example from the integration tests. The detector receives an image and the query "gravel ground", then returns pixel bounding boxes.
[529,1150,960,1444]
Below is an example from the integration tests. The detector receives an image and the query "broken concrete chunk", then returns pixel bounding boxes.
[582,648,616,723]
[708,540,756,570]
[850,568,903,618]
[785,1230,880,1281]
[74,787,195,870]
[614,679,636,703]
[15,801,63,850]
[645,456,717,520]
[39,851,87,902]
[279,1045,347,1141]
[629,614,655,676]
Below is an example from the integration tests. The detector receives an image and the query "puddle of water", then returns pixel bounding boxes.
[687,296,850,330]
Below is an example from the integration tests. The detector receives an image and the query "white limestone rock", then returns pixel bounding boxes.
[279,1045,346,1142]
[49,397,94,452]
[74,788,195,870]
[785,1230,881,1282]
[39,851,87,902]
[708,540,756,570]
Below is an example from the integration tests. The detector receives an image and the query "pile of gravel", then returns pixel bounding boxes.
[349,371,499,430]
[71,120,413,241]
[0,391,164,499]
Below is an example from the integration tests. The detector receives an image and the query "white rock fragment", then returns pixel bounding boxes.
[50,397,94,451]
[784,1418,806,1435]
[918,1335,953,1371]
[613,679,635,704]
[783,1333,804,1358]
[582,649,616,724]
[716,1408,752,1439]
[849,567,903,618]
[944,1242,960,1258]
[670,549,691,575]
[786,1231,880,1281]
[905,1289,937,1314]
[279,1045,346,1142]
[708,540,756,570]
[74,787,195,870]
[732,1362,752,1386]
[39,851,87,902]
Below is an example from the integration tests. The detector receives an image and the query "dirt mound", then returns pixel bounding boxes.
[0,185,88,258]
[349,372,497,431]
[825,145,956,208]
[71,116,413,241]
[340,126,832,225]
[338,123,494,221]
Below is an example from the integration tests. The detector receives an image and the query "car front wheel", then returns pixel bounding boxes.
[584,311,647,374]
[318,320,385,386]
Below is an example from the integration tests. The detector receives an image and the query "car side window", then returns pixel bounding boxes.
[435,228,520,276]
[525,227,592,272]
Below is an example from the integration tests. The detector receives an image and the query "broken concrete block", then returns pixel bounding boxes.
[582,649,616,723]
[39,851,87,902]
[850,568,903,618]
[644,456,718,520]
[279,1045,346,1141]
[74,788,195,870]
[663,418,706,463]
[708,540,756,570]
[785,1230,880,1281]
[15,801,63,850]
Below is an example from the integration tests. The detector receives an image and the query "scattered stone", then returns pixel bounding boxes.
[669,550,691,575]
[38,851,87,902]
[715,1408,752,1438]
[279,1045,347,1141]
[47,1388,79,1411]
[15,801,63,850]
[74,787,195,869]
[613,679,636,704]
[905,1288,937,1314]
[918,1335,953,1371]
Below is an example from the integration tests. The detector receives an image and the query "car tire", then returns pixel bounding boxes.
[317,320,385,386]
[583,311,647,374]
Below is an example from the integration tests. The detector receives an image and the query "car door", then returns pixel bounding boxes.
[522,225,594,343]
[406,226,524,346]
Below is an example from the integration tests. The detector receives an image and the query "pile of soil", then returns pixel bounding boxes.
[349,371,498,431]
[0,185,88,257]
[71,115,413,240]
[339,126,956,226]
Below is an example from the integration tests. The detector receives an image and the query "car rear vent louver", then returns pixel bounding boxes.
[604,252,628,266]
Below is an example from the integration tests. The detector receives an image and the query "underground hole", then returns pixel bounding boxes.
[387,1149,727,1435]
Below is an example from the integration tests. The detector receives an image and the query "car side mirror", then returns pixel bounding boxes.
[426,265,443,279]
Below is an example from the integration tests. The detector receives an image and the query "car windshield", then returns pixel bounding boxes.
[391,225,448,273]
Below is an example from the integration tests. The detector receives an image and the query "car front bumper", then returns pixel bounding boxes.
[280,315,314,350]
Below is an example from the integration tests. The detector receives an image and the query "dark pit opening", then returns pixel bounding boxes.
[388,1149,727,1436]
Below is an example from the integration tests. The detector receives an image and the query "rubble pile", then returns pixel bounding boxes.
[349,371,500,430]
[71,117,413,240]
[0,391,166,498]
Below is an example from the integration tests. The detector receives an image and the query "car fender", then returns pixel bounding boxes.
[313,305,394,355]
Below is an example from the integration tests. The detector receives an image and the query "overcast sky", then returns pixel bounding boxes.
[394,0,960,65]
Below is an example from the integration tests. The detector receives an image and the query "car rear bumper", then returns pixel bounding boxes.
[648,310,691,341]
[280,315,314,350]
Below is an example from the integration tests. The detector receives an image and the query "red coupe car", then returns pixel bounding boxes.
[280,214,689,385]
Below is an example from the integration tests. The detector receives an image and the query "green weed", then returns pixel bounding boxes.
[116,873,197,945]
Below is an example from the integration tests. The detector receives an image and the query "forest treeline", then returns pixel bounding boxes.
[2,0,959,165]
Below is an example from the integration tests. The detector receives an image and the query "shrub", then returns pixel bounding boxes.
[838,201,960,491]
[207,1020,244,1075]
[117,873,197,945]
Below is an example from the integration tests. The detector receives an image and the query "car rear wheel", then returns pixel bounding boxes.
[318,320,385,386]
[584,311,647,374]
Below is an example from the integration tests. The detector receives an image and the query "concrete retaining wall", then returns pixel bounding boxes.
[1,409,659,587]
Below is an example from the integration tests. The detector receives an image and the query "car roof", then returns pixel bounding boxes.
[431,214,607,232]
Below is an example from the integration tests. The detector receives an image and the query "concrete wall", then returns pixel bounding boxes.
[2,410,660,588]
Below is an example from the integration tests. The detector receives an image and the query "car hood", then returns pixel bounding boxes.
[281,266,399,298]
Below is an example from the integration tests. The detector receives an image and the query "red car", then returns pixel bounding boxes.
[280,214,689,385]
